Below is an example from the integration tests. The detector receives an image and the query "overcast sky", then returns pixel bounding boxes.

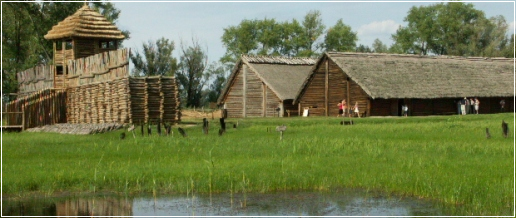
[113,1,515,64]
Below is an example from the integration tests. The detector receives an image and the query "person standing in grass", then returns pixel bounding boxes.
[474,98,480,114]
[337,100,346,117]
[500,99,505,113]
[402,104,408,117]
[470,98,475,115]
[456,99,461,115]
[460,97,468,115]
[342,99,347,117]
[353,102,360,118]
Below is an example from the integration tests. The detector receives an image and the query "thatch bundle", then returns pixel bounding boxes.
[44,5,125,40]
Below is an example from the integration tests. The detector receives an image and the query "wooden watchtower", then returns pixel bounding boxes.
[43,4,125,89]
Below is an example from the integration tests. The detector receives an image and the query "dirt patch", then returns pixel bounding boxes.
[181,109,222,119]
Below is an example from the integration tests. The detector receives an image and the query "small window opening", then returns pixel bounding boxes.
[65,40,73,50]
[100,40,117,49]
[56,66,64,75]
[56,41,63,51]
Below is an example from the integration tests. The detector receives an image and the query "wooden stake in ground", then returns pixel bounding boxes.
[203,118,209,135]
[276,125,287,140]
[220,118,226,133]
[178,127,187,138]
[128,124,135,138]
[502,120,508,138]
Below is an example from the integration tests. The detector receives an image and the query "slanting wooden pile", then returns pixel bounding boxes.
[67,78,130,124]
[129,76,181,124]
[66,76,180,125]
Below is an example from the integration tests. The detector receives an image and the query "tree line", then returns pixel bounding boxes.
[2,2,514,108]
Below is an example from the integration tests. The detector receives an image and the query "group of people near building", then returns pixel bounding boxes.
[337,100,361,118]
[457,97,480,115]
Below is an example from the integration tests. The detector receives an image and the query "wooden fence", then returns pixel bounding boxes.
[4,89,67,129]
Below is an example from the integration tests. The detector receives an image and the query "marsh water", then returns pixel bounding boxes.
[3,189,447,216]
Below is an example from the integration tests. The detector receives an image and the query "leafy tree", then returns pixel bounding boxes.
[388,42,404,54]
[220,19,259,64]
[130,37,177,76]
[391,4,439,55]
[504,34,514,58]
[202,63,228,106]
[469,15,510,57]
[176,38,210,107]
[256,18,281,55]
[323,19,357,52]
[278,19,305,57]
[356,44,372,53]
[391,2,510,57]
[372,38,388,53]
[220,10,328,62]
[300,10,326,56]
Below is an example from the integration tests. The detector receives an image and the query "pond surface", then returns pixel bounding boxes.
[3,189,446,216]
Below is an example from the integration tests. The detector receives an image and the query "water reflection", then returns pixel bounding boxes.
[3,196,132,216]
[3,190,443,216]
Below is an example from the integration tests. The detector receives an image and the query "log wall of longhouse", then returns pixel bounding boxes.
[245,66,264,117]
[224,65,244,118]
[298,58,369,117]
[298,59,327,116]
[265,85,281,117]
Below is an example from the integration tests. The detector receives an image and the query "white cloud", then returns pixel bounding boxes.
[357,20,400,36]
[356,20,401,47]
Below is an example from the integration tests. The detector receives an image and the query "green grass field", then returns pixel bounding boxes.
[2,113,514,215]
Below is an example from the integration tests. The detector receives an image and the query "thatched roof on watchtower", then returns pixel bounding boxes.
[295,52,514,102]
[217,55,316,104]
[44,5,125,40]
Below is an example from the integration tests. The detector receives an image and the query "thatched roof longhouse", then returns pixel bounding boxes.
[217,55,316,105]
[44,5,125,40]
[294,52,514,103]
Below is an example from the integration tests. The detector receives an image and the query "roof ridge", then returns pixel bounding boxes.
[241,54,316,65]
[325,52,512,62]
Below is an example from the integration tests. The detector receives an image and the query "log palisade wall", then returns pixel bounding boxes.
[17,65,55,94]
[4,89,67,129]
[11,49,181,128]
